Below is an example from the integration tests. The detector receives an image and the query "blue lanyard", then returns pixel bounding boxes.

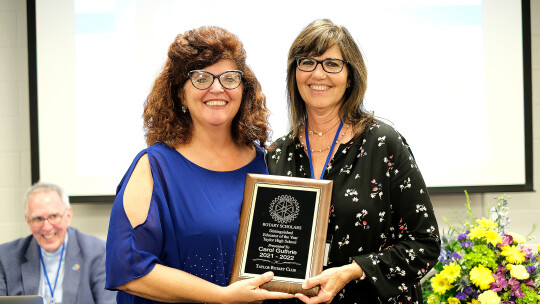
[305,120,344,179]
[38,243,65,302]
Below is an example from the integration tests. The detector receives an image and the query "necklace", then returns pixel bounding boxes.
[305,120,344,179]
[300,123,349,153]
[308,119,341,137]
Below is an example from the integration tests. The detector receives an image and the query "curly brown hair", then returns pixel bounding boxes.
[286,19,373,139]
[143,26,270,148]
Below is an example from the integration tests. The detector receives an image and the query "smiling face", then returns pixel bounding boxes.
[295,45,349,113]
[182,59,243,131]
[26,190,72,252]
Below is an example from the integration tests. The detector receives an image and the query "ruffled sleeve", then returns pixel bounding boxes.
[105,150,164,290]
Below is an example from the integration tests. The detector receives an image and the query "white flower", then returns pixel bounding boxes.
[508,232,526,244]
[477,290,501,304]
[509,264,530,280]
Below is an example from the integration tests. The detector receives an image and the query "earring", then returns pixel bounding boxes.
[347,83,351,88]
[181,105,187,113]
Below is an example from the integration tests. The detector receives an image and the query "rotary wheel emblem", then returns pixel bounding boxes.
[269,195,299,224]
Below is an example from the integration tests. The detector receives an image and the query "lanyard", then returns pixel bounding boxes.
[38,243,65,304]
[305,120,344,179]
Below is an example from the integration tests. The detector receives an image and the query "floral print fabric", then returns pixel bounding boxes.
[265,120,441,303]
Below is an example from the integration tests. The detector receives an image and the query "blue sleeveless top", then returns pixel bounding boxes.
[105,143,268,304]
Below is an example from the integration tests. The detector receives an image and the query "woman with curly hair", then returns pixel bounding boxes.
[105,26,293,304]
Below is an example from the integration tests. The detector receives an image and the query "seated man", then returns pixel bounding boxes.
[0,182,116,303]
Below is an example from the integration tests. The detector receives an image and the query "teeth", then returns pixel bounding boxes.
[310,85,329,91]
[206,101,227,106]
[44,234,54,239]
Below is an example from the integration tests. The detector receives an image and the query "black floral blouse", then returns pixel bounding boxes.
[265,120,440,304]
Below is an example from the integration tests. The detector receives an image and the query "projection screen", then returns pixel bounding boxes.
[27,0,533,202]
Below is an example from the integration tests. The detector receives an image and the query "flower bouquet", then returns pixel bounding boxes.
[422,192,540,304]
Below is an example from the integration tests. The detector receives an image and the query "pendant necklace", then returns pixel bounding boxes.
[300,123,349,153]
[308,119,341,137]
[305,120,344,179]
[39,243,65,304]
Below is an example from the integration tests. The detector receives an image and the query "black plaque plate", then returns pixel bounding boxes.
[230,174,333,296]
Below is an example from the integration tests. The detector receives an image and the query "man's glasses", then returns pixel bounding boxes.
[26,210,66,227]
[188,70,243,90]
[296,57,348,74]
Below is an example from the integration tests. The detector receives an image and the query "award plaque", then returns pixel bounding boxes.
[230,173,333,296]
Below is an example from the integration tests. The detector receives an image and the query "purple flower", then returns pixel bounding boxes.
[508,278,525,298]
[439,248,454,264]
[526,265,536,274]
[496,265,507,273]
[491,276,508,291]
[456,292,468,300]
[523,278,535,290]
[491,266,508,292]
[521,246,532,260]
[461,241,473,249]
[463,287,474,295]
[499,234,513,247]
[452,251,462,259]
[458,232,468,242]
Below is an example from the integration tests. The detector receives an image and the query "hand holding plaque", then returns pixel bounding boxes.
[230,174,333,296]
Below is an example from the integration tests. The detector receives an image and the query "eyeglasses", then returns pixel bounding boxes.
[296,57,348,73]
[26,210,66,228]
[187,70,243,90]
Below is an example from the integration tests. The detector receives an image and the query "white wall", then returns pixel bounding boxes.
[1,0,539,251]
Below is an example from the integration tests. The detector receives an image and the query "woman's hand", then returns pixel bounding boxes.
[294,262,363,304]
[221,271,295,304]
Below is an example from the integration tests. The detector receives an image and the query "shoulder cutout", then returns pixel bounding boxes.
[123,153,153,228]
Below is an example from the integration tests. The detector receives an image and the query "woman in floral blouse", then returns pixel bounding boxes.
[265,19,441,304]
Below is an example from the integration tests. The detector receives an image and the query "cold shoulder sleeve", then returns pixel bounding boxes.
[105,150,164,289]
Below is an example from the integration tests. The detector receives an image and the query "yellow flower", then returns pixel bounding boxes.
[485,230,502,246]
[470,265,495,290]
[509,264,530,280]
[426,294,439,304]
[508,232,526,244]
[431,273,452,294]
[440,262,462,283]
[477,217,497,230]
[469,225,487,240]
[500,245,526,264]
[477,290,501,304]
[467,300,480,304]
[448,297,460,304]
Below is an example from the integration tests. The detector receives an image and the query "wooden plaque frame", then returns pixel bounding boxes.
[230,174,333,296]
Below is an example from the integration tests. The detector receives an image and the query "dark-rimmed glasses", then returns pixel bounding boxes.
[188,70,243,90]
[296,57,348,73]
[26,210,67,228]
